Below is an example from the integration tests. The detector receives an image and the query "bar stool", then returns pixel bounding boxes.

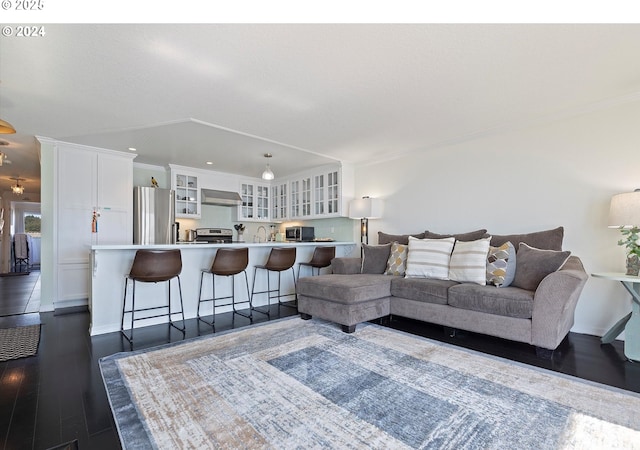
[297,246,335,280]
[197,247,252,327]
[251,247,297,315]
[121,249,185,345]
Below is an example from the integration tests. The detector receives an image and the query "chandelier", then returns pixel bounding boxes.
[10,176,24,195]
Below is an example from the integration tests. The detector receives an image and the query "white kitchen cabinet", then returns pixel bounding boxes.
[50,139,135,309]
[313,168,341,217]
[238,181,270,221]
[290,176,312,219]
[290,165,352,219]
[170,166,201,218]
[271,182,288,221]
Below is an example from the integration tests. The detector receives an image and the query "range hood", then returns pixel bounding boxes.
[201,188,243,206]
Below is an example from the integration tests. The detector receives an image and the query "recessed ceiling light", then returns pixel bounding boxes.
[206,161,213,165]
[128,147,137,152]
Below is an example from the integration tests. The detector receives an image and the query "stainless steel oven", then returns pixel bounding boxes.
[195,228,233,243]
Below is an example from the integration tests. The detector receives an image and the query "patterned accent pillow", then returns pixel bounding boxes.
[385,242,408,276]
[449,237,492,285]
[486,241,517,287]
[405,236,455,280]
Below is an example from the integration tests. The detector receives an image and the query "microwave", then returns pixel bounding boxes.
[286,226,315,242]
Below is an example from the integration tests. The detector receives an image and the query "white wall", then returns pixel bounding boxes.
[354,100,640,338]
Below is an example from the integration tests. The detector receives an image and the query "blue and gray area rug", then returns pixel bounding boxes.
[100,317,640,449]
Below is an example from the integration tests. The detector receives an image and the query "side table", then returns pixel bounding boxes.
[592,272,640,362]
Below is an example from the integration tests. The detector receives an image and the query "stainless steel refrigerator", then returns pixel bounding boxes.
[133,186,176,244]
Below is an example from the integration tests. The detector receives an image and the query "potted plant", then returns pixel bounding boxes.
[618,226,640,276]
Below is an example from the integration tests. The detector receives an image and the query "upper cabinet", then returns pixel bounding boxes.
[290,176,312,219]
[169,165,201,219]
[170,162,353,223]
[238,181,270,221]
[288,164,353,221]
[271,182,288,221]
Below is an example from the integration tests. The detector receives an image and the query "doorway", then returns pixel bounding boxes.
[0,201,41,316]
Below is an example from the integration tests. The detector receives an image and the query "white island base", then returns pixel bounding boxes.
[89,241,357,336]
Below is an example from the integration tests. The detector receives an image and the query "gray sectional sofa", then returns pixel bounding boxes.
[297,227,588,353]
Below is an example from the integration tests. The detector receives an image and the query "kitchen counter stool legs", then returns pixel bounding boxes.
[121,249,186,347]
[198,247,252,328]
[251,247,297,316]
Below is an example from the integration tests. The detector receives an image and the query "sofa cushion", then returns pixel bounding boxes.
[449,237,492,285]
[378,231,426,245]
[385,242,408,276]
[390,277,458,305]
[361,243,392,274]
[296,274,393,304]
[405,236,456,280]
[424,229,489,241]
[511,243,571,291]
[448,284,535,319]
[490,227,564,251]
[486,241,517,287]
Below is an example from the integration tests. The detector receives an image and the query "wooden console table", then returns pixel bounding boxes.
[592,272,640,362]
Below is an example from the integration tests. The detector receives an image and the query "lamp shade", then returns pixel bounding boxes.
[608,191,640,228]
[349,197,383,219]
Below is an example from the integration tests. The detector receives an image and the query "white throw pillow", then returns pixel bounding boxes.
[405,236,455,280]
[449,237,492,285]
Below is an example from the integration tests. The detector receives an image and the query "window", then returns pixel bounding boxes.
[24,214,41,236]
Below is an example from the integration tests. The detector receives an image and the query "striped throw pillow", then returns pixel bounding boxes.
[405,236,455,280]
[449,237,492,285]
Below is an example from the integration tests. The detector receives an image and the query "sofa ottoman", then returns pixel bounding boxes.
[296,274,393,333]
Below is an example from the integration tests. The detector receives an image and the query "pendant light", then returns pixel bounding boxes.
[261,153,274,180]
[10,176,25,195]
[0,119,16,134]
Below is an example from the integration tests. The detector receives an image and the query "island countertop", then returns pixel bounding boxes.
[89,241,357,336]
[91,241,353,250]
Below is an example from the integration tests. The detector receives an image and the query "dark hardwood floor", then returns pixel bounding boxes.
[1,284,639,449]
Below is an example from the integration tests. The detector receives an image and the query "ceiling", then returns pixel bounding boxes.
[1,24,640,197]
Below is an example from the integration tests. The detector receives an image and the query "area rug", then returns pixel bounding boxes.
[100,317,640,449]
[0,324,41,362]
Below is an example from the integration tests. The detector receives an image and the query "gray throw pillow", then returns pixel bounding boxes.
[424,229,489,242]
[378,232,425,245]
[491,227,564,252]
[511,243,571,291]
[361,243,392,274]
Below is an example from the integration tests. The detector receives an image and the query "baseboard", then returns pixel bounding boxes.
[54,305,89,316]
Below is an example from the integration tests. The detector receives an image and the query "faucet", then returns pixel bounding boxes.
[257,226,267,243]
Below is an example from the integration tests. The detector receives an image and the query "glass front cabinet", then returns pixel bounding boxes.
[235,164,352,222]
[271,183,288,221]
[238,182,270,221]
[170,167,201,219]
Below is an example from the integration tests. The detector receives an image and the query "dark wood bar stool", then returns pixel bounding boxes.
[251,247,297,315]
[197,247,252,327]
[121,249,185,345]
[297,246,335,280]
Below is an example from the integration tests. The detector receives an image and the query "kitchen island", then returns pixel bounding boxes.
[89,241,357,335]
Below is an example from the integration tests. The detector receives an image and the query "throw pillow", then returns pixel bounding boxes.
[385,242,408,276]
[511,243,571,291]
[449,237,492,285]
[361,243,392,274]
[424,229,489,242]
[405,236,455,280]
[378,231,426,245]
[486,241,517,287]
[490,227,564,252]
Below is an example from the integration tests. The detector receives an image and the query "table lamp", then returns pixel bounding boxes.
[349,196,383,245]
[608,189,640,276]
